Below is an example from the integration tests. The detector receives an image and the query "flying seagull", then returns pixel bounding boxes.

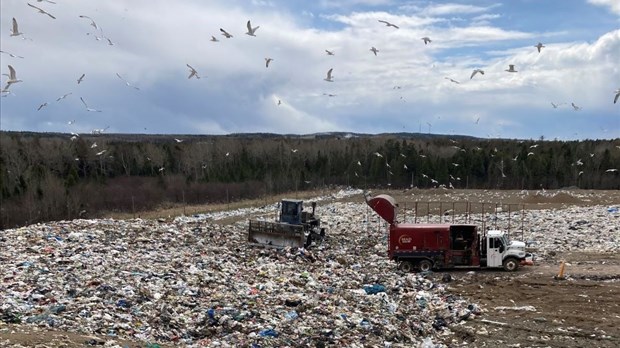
[3,65,23,90]
[325,49,335,56]
[614,88,620,104]
[444,77,460,84]
[265,58,273,68]
[1,50,24,58]
[323,93,337,97]
[470,69,484,79]
[79,15,99,30]
[534,42,545,53]
[374,152,383,158]
[210,36,219,42]
[370,47,379,56]
[505,64,518,73]
[80,97,101,112]
[378,20,399,29]
[220,28,233,38]
[174,138,183,143]
[27,3,56,19]
[56,92,72,101]
[571,102,581,111]
[116,73,140,90]
[324,68,334,82]
[421,37,432,45]
[77,73,85,84]
[10,18,23,37]
[245,20,259,36]
[37,102,48,111]
[95,150,107,156]
[186,64,200,79]
[605,168,618,173]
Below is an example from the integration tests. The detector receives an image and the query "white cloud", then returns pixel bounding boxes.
[588,0,620,15]
[0,0,617,140]
[419,3,499,16]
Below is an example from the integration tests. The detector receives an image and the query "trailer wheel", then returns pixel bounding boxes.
[399,261,414,273]
[503,257,519,272]
[418,259,433,272]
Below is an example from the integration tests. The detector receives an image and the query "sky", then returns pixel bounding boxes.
[0,0,619,140]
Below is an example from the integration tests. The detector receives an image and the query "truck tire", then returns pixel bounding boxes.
[418,259,433,272]
[399,261,414,273]
[503,257,519,272]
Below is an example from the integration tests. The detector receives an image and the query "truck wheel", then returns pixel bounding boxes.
[418,259,433,272]
[503,257,519,272]
[400,261,414,273]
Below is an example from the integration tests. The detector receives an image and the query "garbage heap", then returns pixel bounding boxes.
[0,200,479,347]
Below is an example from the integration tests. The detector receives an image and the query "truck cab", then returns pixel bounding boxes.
[483,230,527,271]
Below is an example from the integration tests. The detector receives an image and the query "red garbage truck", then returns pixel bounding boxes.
[365,193,531,272]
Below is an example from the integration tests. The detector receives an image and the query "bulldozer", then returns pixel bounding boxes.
[248,199,326,249]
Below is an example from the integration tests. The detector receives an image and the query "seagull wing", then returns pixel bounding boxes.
[614,92,619,104]
[326,68,333,80]
[8,65,16,80]
[27,3,43,11]
[470,70,477,79]
[12,18,19,33]
[80,97,88,108]
[247,20,252,32]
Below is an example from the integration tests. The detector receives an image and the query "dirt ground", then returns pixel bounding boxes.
[1,189,619,347]
[442,252,620,348]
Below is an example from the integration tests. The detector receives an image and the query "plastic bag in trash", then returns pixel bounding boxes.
[363,284,386,295]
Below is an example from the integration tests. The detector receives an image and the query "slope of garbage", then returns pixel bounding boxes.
[1,188,618,347]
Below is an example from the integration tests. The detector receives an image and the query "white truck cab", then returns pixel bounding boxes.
[486,230,528,271]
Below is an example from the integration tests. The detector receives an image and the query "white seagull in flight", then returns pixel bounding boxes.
[265,58,273,68]
[220,28,233,38]
[324,68,334,82]
[27,3,56,19]
[245,20,259,36]
[421,37,432,45]
[10,18,23,37]
[116,73,140,90]
[505,64,518,73]
[56,92,72,101]
[77,73,85,84]
[370,47,379,56]
[186,64,200,79]
[378,20,399,29]
[614,88,620,104]
[3,65,23,90]
[325,49,335,56]
[210,36,219,42]
[79,15,99,30]
[0,50,24,58]
[470,69,484,79]
[444,77,460,84]
[80,97,102,112]
[534,42,545,53]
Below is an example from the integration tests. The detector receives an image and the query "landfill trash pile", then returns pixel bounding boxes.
[1,188,617,347]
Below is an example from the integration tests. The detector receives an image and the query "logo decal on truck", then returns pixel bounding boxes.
[399,235,412,244]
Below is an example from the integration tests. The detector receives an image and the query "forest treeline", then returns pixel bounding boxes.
[1,131,619,229]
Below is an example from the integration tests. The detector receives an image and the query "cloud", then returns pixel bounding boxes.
[0,0,617,140]
[588,0,620,15]
[420,3,497,16]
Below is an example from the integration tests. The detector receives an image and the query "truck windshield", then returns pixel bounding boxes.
[502,235,510,247]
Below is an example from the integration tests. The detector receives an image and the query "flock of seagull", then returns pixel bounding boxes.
[1,3,619,181]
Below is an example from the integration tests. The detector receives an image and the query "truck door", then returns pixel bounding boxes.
[487,237,503,268]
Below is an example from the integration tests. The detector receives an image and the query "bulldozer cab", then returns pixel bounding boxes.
[280,199,303,224]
